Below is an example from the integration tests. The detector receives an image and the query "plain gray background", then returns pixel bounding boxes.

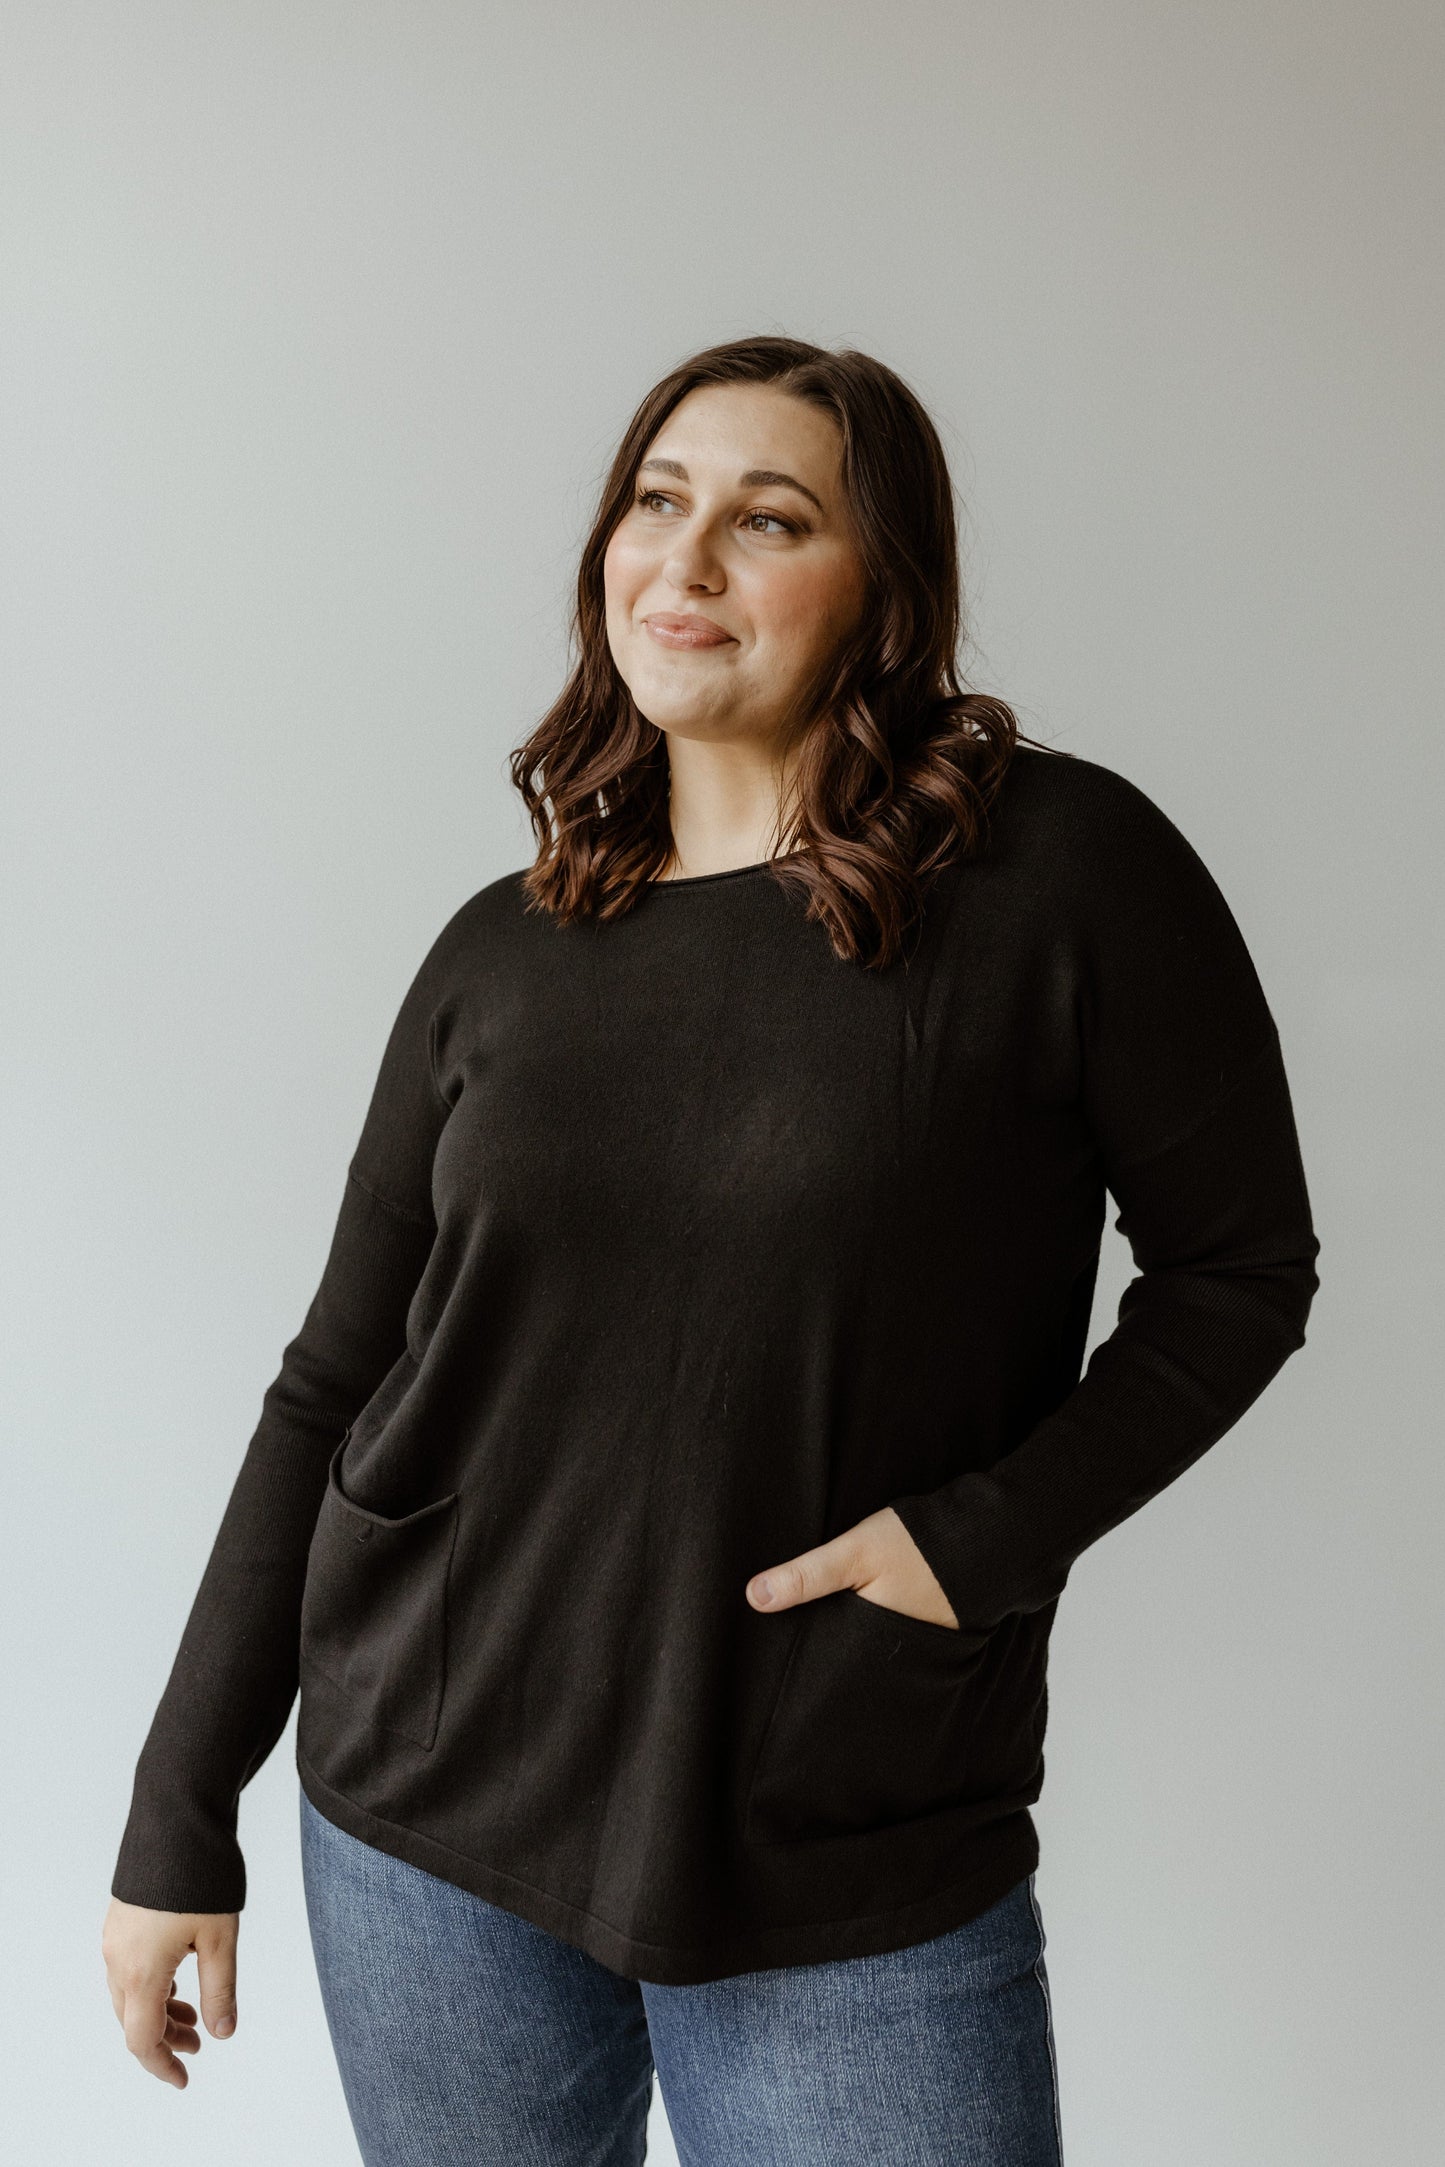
[4,3,1440,2160]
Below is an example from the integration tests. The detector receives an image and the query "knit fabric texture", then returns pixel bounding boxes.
[111,747,1320,1982]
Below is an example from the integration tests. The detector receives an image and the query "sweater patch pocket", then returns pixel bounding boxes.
[299,1432,459,1752]
[742,1587,1000,1845]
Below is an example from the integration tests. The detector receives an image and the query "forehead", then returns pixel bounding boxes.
[644,382,843,483]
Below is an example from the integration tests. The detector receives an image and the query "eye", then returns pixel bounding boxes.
[632,486,799,537]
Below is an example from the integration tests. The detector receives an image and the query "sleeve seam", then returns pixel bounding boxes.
[1103,1023,1281,1179]
[345,1163,435,1231]
[425,1008,453,1120]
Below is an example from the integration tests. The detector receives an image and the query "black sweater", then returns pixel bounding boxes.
[111,747,1320,1983]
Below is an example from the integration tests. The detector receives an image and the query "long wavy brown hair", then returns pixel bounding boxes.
[509,334,1061,969]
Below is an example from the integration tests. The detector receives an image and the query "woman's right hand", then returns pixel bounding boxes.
[101,1896,239,2088]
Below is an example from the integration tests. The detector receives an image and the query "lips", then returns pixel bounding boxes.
[644,614,734,649]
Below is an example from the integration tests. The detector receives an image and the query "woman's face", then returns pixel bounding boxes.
[603,382,868,752]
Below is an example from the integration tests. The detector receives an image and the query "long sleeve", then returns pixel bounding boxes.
[887,775,1321,1635]
[110,902,467,1913]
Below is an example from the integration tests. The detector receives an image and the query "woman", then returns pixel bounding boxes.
[103,335,1320,2164]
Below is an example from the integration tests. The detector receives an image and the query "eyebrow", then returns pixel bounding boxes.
[636,457,826,517]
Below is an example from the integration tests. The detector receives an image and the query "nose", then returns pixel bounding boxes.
[662,525,725,594]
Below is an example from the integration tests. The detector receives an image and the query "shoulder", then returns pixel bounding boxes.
[997,742,1196,845]
[426,864,543,950]
[989,744,1229,909]
[988,746,1274,1038]
[390,866,541,1010]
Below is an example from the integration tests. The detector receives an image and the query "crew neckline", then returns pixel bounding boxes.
[648,857,790,890]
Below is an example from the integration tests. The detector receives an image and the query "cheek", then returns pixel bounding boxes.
[755,563,859,658]
[603,528,651,610]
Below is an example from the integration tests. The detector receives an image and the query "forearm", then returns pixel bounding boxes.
[890,1033,1321,1631]
[111,1173,435,1911]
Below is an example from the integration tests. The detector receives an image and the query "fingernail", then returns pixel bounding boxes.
[217,2014,235,2036]
[753,1575,775,1606]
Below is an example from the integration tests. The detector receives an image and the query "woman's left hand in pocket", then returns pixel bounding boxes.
[745,1507,960,1628]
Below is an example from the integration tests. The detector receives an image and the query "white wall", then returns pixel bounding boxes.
[4,2,1440,2159]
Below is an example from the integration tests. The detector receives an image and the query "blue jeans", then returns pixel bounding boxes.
[300,1788,1064,2166]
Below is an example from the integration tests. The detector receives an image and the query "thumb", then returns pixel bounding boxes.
[193,1915,240,2039]
[747,1532,857,1613]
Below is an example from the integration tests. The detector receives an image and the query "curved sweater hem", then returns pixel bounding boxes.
[295,1744,1041,1986]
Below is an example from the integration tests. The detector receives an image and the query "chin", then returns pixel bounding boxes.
[629,677,706,725]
